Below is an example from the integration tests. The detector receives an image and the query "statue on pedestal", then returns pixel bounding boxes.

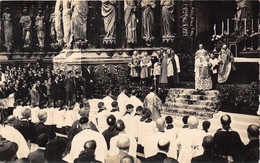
[141,0,155,45]
[49,11,56,44]
[161,0,175,43]
[19,8,32,49]
[35,10,45,50]
[124,0,137,45]
[54,0,64,45]
[63,0,72,48]
[2,7,13,52]
[71,0,89,43]
[101,0,117,45]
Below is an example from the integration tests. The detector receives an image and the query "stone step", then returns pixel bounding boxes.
[164,103,218,112]
[165,99,219,106]
[168,88,219,96]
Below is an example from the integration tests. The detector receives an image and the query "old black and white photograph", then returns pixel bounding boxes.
[0,0,259,162]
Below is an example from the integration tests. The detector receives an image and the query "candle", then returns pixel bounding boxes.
[258,19,260,33]
[244,18,247,34]
[251,19,253,32]
[214,24,216,35]
[222,21,224,35]
[227,19,229,35]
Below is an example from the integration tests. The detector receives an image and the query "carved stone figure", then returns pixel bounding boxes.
[49,12,56,43]
[2,7,13,52]
[141,0,156,44]
[35,10,45,49]
[63,0,72,48]
[71,0,89,42]
[101,0,117,43]
[54,0,64,44]
[161,0,175,39]
[19,9,32,48]
[124,0,137,44]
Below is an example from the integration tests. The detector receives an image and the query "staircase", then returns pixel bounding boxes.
[162,88,220,119]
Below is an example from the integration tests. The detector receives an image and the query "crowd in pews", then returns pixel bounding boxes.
[0,64,259,163]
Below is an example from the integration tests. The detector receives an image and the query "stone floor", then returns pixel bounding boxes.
[88,98,259,145]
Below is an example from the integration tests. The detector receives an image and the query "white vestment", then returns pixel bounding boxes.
[0,125,30,158]
[103,96,114,112]
[117,92,129,115]
[177,129,206,163]
[124,96,143,112]
[109,133,137,157]
[69,129,108,163]
[96,110,109,133]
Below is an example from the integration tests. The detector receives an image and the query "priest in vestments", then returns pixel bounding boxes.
[194,44,212,90]
[143,88,162,121]
[218,44,234,84]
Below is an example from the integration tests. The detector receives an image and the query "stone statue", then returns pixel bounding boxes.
[54,0,64,44]
[49,11,56,44]
[161,0,175,41]
[141,0,155,44]
[124,0,137,44]
[71,0,89,42]
[63,0,72,48]
[35,10,45,50]
[101,0,116,43]
[19,8,32,48]
[2,7,13,52]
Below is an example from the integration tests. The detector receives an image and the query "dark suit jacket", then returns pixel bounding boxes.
[243,139,259,163]
[191,151,228,163]
[13,119,33,141]
[27,148,45,163]
[146,152,178,163]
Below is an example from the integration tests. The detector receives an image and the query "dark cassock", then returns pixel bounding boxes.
[141,0,156,42]
[160,52,168,84]
[161,0,175,37]
[124,0,137,44]
[71,0,89,42]
[101,0,117,39]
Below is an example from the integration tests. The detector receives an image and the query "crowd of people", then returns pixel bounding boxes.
[0,62,258,163]
[0,83,259,163]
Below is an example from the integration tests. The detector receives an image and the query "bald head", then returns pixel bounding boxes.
[222,44,228,50]
[84,140,97,151]
[199,44,203,50]
[202,135,215,150]
[117,136,130,150]
[157,138,170,152]
[220,114,231,127]
[188,116,199,129]
[21,108,31,119]
[38,111,47,122]
[247,124,259,140]
[156,118,166,131]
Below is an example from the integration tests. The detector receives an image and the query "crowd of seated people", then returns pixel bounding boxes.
[0,64,259,163]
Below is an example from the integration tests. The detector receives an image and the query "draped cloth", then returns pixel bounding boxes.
[141,0,155,41]
[71,0,89,41]
[194,49,212,90]
[54,0,64,43]
[101,0,116,39]
[143,92,162,121]
[161,0,175,37]
[2,12,12,51]
[124,0,137,43]
[19,15,31,48]
[63,0,72,45]
[160,54,168,83]
[35,15,45,48]
[218,49,233,83]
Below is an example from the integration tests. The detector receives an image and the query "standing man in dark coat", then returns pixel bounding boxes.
[191,135,227,163]
[243,124,259,163]
[213,114,244,162]
[84,66,94,99]
[64,70,75,105]
[51,76,62,107]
